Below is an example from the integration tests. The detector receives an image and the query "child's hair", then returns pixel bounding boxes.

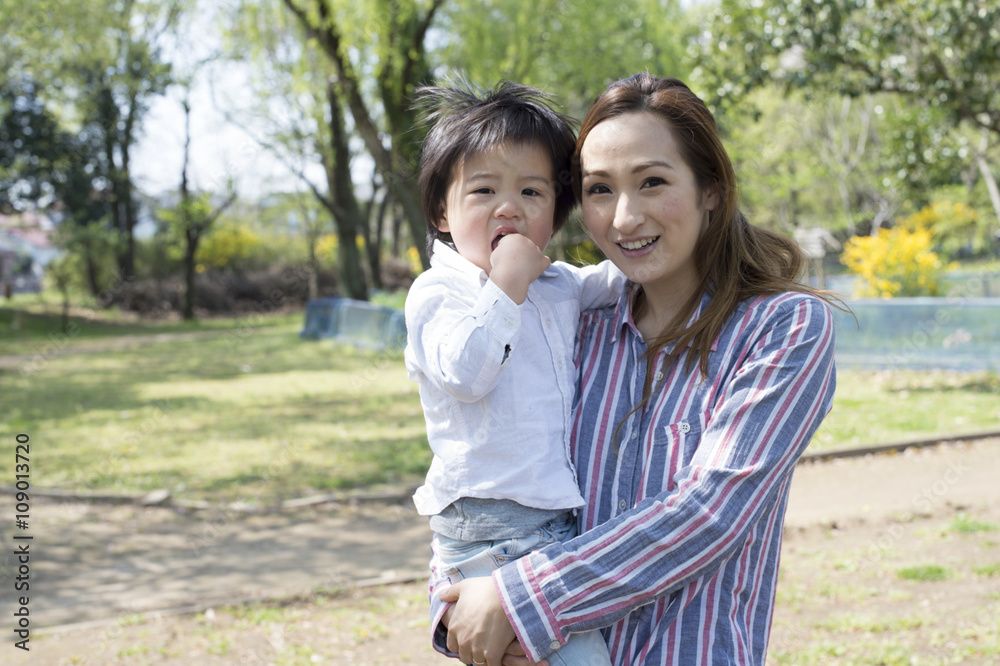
[415,76,577,255]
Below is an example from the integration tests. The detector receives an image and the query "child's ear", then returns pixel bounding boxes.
[436,204,449,232]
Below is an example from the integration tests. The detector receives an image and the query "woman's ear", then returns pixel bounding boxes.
[703,179,721,213]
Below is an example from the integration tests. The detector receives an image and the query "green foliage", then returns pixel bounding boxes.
[437,0,692,117]
[841,227,953,297]
[702,0,1000,139]
[900,201,993,260]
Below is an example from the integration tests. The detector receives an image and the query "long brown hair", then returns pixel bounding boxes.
[574,73,838,421]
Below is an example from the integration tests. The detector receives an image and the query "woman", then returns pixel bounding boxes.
[432,73,838,666]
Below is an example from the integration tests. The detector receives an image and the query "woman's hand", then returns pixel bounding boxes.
[439,578,548,666]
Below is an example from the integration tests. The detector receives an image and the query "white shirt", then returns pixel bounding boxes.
[405,240,624,516]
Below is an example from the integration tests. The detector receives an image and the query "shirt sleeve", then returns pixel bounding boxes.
[405,275,522,402]
[493,296,837,662]
[562,260,626,311]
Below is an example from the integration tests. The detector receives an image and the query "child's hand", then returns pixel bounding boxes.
[488,233,551,305]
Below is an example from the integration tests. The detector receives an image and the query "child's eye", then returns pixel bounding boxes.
[472,187,494,195]
[522,188,541,197]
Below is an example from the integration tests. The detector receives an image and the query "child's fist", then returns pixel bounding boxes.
[488,233,551,304]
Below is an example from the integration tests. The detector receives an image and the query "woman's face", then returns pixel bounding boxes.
[579,112,717,296]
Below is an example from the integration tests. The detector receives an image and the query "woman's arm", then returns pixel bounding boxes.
[452,296,837,662]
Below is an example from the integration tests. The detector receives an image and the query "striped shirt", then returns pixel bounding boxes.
[429,285,836,664]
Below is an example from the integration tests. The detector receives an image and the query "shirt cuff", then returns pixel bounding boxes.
[493,555,568,662]
[472,279,521,347]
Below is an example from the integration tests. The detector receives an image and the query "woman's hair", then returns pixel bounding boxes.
[415,77,577,256]
[574,73,838,420]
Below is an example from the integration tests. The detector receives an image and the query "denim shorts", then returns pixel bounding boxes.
[434,512,577,581]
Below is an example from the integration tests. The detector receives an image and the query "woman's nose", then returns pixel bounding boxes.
[613,194,642,232]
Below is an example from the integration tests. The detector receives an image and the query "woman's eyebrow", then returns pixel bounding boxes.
[583,160,676,179]
[631,160,675,173]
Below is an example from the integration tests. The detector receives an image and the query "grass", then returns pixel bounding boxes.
[770,508,1000,665]
[1,302,998,503]
[809,369,1000,450]
[896,564,951,581]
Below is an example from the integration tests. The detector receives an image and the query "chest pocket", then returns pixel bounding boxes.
[650,409,712,494]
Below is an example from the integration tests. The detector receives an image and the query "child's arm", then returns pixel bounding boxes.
[405,275,520,402]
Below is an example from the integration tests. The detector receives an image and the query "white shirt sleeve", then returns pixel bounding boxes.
[405,274,521,403]
[560,260,626,311]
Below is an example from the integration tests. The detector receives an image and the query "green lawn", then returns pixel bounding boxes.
[1,305,998,503]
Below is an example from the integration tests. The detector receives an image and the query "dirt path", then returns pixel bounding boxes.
[5,437,998,665]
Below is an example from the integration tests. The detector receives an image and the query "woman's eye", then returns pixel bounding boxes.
[641,177,666,189]
[585,184,610,195]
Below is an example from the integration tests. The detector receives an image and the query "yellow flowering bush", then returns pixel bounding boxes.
[196,223,264,272]
[406,246,423,276]
[315,233,339,266]
[841,225,953,298]
[899,201,985,259]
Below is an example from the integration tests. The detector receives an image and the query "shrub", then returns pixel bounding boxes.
[196,223,264,272]
[841,226,953,298]
[900,200,989,260]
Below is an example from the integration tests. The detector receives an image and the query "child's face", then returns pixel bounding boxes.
[438,142,556,274]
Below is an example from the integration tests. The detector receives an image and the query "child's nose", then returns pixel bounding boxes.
[494,196,523,219]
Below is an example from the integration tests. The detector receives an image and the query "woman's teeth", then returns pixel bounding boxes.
[619,237,658,250]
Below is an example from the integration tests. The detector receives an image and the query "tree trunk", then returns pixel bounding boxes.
[325,81,368,301]
[975,132,1000,242]
[183,229,198,320]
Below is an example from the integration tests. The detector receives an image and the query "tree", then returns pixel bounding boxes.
[162,97,236,320]
[0,76,115,296]
[438,0,690,118]
[280,0,444,271]
[223,0,372,299]
[702,0,1000,239]
[1,0,184,281]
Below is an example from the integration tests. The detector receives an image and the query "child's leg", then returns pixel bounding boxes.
[546,630,613,666]
[434,519,612,666]
[433,533,513,582]
[535,515,613,666]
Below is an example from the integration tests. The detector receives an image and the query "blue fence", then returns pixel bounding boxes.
[833,298,1000,371]
[299,297,406,350]
[303,295,1000,371]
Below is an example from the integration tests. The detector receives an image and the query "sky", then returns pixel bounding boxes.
[130,0,324,203]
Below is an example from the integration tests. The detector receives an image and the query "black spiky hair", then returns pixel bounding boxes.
[414,75,577,254]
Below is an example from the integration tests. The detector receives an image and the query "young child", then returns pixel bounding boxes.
[405,79,621,665]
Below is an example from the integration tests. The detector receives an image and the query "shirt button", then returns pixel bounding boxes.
[679,422,691,434]
[655,371,664,382]
[631,430,638,440]
[549,640,561,651]
[618,499,627,510]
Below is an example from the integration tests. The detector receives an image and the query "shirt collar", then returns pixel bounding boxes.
[430,239,489,285]
[612,282,718,352]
